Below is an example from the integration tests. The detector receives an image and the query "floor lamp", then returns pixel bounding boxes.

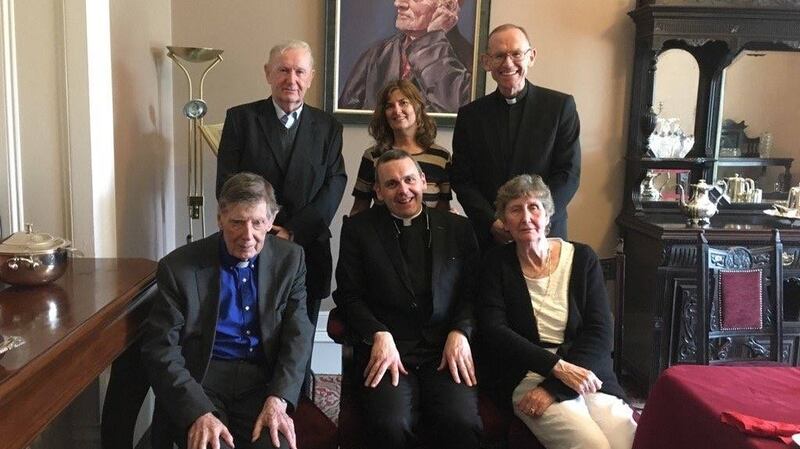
[166,46,223,243]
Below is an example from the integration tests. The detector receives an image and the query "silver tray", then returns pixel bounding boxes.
[763,208,800,224]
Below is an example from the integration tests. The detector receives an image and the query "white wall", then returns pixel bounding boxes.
[516,1,635,254]
[14,0,68,237]
[108,0,174,442]
[111,0,174,260]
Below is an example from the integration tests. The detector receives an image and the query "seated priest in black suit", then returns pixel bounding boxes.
[333,149,483,449]
[142,172,314,449]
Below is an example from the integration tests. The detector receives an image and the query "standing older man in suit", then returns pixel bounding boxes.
[452,23,581,249]
[142,173,314,449]
[216,40,346,327]
[333,150,483,449]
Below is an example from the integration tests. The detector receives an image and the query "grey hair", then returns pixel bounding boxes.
[494,174,555,221]
[266,40,314,70]
[374,149,424,184]
[218,172,280,218]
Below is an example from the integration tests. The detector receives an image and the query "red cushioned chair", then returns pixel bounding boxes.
[694,229,785,365]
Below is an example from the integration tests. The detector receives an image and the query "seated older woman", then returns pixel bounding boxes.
[478,174,637,449]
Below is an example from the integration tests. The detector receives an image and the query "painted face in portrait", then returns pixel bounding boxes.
[384,89,419,134]
[375,158,427,219]
[218,201,274,261]
[483,27,536,98]
[394,0,438,36]
[265,47,315,112]
[502,195,550,244]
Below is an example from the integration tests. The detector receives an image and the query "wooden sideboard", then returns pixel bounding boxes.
[617,214,800,391]
[0,258,157,449]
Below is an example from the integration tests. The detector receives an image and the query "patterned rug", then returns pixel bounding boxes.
[313,374,342,425]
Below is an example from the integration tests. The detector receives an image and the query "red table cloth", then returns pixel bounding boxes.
[632,365,800,449]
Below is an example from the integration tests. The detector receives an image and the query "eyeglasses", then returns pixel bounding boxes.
[486,48,532,65]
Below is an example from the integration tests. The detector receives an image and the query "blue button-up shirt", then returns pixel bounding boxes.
[212,241,264,361]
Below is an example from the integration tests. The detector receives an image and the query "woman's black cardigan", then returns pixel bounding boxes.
[477,242,625,408]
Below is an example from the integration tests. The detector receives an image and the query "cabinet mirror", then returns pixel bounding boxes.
[639,50,699,203]
[652,49,699,146]
[719,50,799,160]
[714,50,799,201]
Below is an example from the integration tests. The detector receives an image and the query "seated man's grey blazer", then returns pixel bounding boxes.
[140,232,314,436]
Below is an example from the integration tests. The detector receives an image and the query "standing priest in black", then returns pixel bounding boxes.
[452,23,580,248]
[216,40,346,326]
[333,150,483,449]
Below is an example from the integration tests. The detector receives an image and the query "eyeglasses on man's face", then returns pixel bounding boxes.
[486,48,532,65]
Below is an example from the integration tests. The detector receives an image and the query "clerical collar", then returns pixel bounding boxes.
[219,238,258,269]
[502,85,528,105]
[390,207,423,227]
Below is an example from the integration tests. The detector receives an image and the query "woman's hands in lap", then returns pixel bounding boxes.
[551,359,603,395]
[516,386,555,417]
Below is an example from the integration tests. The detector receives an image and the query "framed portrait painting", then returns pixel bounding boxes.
[324,0,491,126]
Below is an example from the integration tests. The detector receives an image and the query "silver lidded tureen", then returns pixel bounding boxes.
[0,224,74,286]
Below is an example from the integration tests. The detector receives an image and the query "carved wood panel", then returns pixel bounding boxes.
[676,284,699,362]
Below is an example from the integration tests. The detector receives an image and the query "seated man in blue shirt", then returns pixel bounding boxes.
[142,172,314,449]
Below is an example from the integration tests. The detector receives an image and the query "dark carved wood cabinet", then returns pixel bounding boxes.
[618,0,800,392]
[618,215,800,390]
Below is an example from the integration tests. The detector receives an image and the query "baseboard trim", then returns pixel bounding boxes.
[315,310,333,343]
[311,310,341,374]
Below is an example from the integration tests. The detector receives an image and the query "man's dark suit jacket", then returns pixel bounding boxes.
[477,242,624,409]
[332,206,479,358]
[216,97,346,305]
[141,233,314,434]
[451,81,581,247]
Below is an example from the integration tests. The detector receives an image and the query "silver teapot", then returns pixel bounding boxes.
[678,179,728,226]
[640,170,669,201]
[788,183,800,210]
[724,174,755,203]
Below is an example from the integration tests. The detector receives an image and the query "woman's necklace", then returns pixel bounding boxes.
[541,247,552,297]
[523,241,553,296]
